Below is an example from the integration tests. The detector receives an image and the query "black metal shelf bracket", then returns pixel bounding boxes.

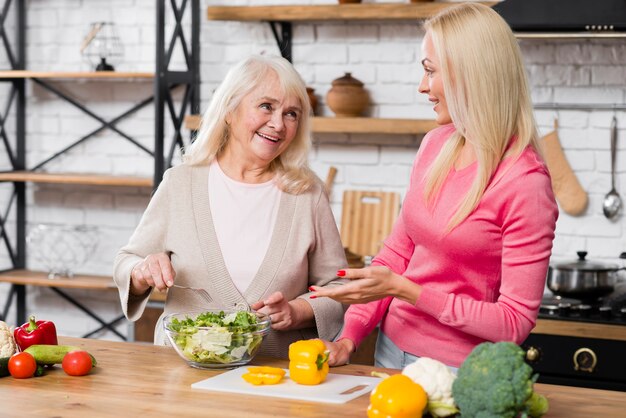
[155,0,200,187]
[269,21,293,63]
[0,0,25,324]
[0,0,18,69]
[28,79,155,170]
[0,0,25,283]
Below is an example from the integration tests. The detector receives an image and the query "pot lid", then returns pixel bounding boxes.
[331,72,364,87]
[552,251,619,272]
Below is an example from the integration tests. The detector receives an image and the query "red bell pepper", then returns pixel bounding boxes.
[14,315,58,351]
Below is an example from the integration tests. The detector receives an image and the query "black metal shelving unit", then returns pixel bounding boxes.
[0,0,199,331]
[155,0,200,185]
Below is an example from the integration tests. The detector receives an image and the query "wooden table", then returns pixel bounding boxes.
[1,337,625,417]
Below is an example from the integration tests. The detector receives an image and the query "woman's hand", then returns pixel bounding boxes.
[130,252,176,294]
[251,291,314,331]
[323,338,355,367]
[310,266,421,305]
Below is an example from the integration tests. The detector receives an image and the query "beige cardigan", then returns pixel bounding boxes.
[113,163,347,358]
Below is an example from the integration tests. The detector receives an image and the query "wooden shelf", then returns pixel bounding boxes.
[0,171,152,187]
[313,117,437,134]
[533,318,626,342]
[0,269,166,302]
[184,114,436,135]
[206,4,618,40]
[0,71,154,79]
[207,3,496,22]
[0,269,119,290]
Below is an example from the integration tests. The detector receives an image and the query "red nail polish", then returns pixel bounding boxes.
[308,286,315,292]
[336,270,346,277]
[310,295,317,299]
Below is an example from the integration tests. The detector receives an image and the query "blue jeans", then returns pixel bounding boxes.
[374,331,420,369]
[374,331,458,373]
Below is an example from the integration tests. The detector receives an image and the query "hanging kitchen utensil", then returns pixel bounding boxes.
[546,251,625,300]
[542,119,588,216]
[324,166,337,196]
[603,116,622,219]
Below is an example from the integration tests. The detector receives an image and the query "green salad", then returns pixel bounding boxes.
[168,311,265,364]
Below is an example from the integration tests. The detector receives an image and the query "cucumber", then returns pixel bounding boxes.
[35,364,45,377]
[0,356,10,377]
[24,345,97,367]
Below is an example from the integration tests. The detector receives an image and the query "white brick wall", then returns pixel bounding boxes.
[1,0,626,339]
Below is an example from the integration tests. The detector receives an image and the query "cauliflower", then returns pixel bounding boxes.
[402,357,459,417]
[0,320,17,357]
[452,341,549,418]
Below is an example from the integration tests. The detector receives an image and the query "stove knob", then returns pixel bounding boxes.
[526,347,540,363]
[573,348,597,373]
[599,306,612,319]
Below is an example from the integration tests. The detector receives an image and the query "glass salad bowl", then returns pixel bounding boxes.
[163,310,271,369]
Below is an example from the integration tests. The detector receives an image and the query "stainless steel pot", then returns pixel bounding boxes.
[546,251,624,300]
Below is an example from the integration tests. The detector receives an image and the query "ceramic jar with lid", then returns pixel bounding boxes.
[326,72,369,117]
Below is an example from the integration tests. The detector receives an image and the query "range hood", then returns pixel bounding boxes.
[492,0,626,33]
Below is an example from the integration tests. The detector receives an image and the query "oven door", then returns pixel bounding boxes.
[522,334,626,392]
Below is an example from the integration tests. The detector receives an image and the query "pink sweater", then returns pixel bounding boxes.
[339,124,558,367]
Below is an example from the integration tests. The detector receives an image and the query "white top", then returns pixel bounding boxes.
[208,160,282,293]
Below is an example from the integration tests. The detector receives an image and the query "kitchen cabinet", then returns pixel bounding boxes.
[0,1,199,335]
[2,336,624,417]
[524,318,626,391]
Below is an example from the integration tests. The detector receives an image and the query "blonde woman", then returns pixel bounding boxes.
[313,3,558,369]
[114,55,346,358]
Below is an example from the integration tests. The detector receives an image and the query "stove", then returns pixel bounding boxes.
[521,285,626,392]
[538,294,626,325]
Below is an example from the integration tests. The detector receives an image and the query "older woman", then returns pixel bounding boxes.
[114,55,346,358]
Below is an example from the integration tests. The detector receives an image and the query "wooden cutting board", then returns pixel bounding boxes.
[340,190,401,257]
[191,367,380,404]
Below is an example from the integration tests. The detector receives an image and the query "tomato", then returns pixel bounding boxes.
[8,352,37,379]
[62,350,93,376]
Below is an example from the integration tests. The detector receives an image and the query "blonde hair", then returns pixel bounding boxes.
[423,3,540,230]
[183,55,316,194]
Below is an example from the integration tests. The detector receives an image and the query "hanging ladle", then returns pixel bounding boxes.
[603,116,622,219]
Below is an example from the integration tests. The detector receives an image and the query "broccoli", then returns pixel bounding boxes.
[452,341,549,418]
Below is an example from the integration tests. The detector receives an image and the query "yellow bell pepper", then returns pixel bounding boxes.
[241,366,286,385]
[288,339,329,385]
[367,374,428,418]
